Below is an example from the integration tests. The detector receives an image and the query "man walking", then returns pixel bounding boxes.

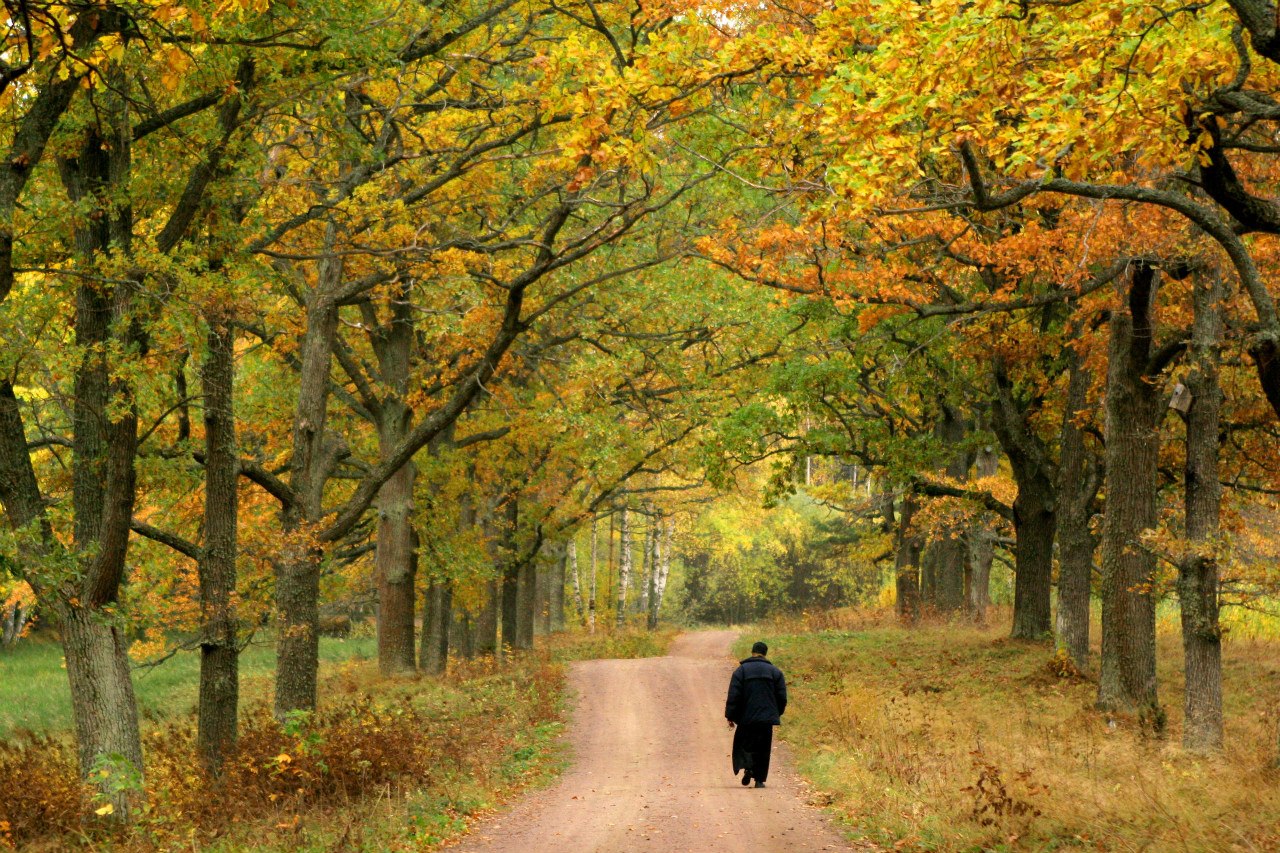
[725,640,787,788]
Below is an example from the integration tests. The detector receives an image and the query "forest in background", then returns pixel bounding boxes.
[4,0,1280,846]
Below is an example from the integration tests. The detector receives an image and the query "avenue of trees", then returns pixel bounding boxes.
[4,0,1280,823]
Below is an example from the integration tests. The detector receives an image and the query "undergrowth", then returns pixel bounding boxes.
[766,608,1280,852]
[539,624,676,661]
[0,626,663,851]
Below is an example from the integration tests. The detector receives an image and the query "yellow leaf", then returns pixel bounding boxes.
[94,804,114,816]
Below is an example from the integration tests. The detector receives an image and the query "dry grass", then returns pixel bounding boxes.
[0,625,671,851]
[769,608,1280,852]
[0,640,591,851]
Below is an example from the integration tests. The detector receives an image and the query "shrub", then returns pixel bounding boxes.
[0,732,84,847]
[2,659,566,850]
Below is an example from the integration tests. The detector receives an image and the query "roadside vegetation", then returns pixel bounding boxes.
[0,626,671,851]
[767,609,1280,852]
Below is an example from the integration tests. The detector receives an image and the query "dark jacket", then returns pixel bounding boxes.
[725,656,787,725]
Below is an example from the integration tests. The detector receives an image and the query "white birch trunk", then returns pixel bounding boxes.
[639,514,654,614]
[569,534,584,623]
[588,518,598,634]
[615,508,631,628]
[656,518,674,608]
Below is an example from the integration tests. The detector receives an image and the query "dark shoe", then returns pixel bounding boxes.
[754,780,765,788]
[741,771,752,786]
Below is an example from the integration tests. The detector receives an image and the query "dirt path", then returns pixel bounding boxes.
[452,631,856,852]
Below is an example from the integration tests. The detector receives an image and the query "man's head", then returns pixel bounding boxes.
[751,641,768,657]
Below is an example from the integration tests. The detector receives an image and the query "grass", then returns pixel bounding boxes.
[0,635,378,740]
[0,624,667,851]
[538,623,677,661]
[764,608,1280,852]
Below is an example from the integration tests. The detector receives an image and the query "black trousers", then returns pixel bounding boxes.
[731,722,774,783]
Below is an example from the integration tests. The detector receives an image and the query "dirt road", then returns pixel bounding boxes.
[453,631,855,853]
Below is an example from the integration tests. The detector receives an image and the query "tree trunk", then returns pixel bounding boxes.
[895,494,922,624]
[367,283,419,675]
[1,600,29,646]
[274,537,321,718]
[515,550,536,650]
[991,362,1057,640]
[59,88,148,811]
[639,514,655,614]
[198,320,239,775]
[655,518,674,611]
[616,508,632,628]
[452,609,475,660]
[551,542,566,632]
[535,547,551,636]
[276,246,344,716]
[588,518,599,634]
[606,512,616,616]
[1097,264,1161,717]
[933,406,970,612]
[499,497,519,652]
[1056,350,1101,670]
[375,454,417,675]
[966,530,994,625]
[569,535,584,624]
[967,446,999,623]
[1178,272,1224,751]
[420,580,452,676]
[929,537,968,612]
[1010,482,1056,639]
[61,605,144,817]
[476,580,499,656]
[646,517,667,630]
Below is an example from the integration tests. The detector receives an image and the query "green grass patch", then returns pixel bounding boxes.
[0,636,377,740]
[2,645,570,851]
[0,623,689,851]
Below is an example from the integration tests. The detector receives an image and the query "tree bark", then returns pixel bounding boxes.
[420,580,452,676]
[895,494,922,624]
[1,599,29,646]
[932,406,970,612]
[535,545,551,636]
[616,508,632,628]
[275,266,340,717]
[1056,350,1101,670]
[551,542,566,632]
[646,521,660,630]
[967,446,999,623]
[59,76,148,813]
[375,455,417,675]
[452,608,475,660]
[966,530,994,624]
[1178,272,1224,751]
[198,320,239,775]
[476,579,499,656]
[588,518,599,634]
[361,283,419,675]
[500,498,520,652]
[656,518,674,611]
[569,535,584,624]
[274,537,322,718]
[515,546,536,650]
[61,604,144,815]
[1097,263,1162,716]
[919,543,939,609]
[639,513,655,615]
[991,361,1057,640]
